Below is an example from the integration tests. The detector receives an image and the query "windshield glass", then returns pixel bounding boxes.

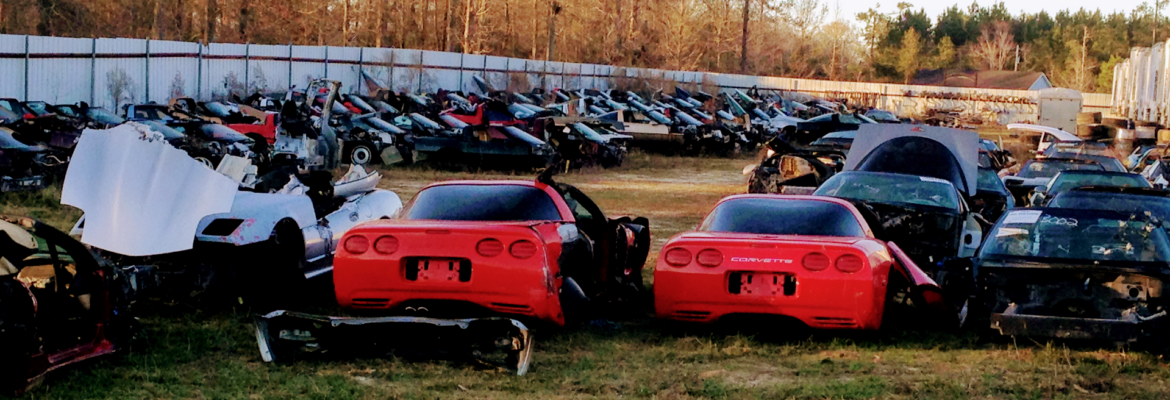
[23,102,51,116]
[1044,142,1112,156]
[1048,172,1150,194]
[139,120,185,141]
[1018,160,1104,179]
[87,107,125,125]
[700,198,866,237]
[0,99,24,114]
[203,102,232,117]
[866,110,896,120]
[978,168,1008,194]
[814,171,959,210]
[1049,192,1170,221]
[54,105,79,117]
[406,184,562,221]
[0,104,20,122]
[981,209,1170,263]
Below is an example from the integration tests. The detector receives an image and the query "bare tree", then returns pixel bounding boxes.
[970,21,1015,70]
[740,0,750,73]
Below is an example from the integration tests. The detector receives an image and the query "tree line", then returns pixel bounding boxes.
[3,0,1165,93]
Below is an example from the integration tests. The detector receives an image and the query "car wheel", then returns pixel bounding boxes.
[349,143,373,165]
[193,156,215,168]
[241,220,308,311]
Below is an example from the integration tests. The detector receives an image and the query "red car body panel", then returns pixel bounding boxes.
[333,181,575,327]
[654,195,933,330]
[226,113,278,144]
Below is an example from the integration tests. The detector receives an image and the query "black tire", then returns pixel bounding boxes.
[239,220,309,312]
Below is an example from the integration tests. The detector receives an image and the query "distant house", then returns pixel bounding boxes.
[911,69,1052,90]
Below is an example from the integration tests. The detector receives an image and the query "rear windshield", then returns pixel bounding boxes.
[815,171,959,210]
[1049,172,1150,194]
[699,198,866,237]
[977,168,1008,194]
[405,184,562,221]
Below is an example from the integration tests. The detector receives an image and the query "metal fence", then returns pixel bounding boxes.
[0,34,1111,123]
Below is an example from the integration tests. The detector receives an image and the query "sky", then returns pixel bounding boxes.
[827,0,1145,22]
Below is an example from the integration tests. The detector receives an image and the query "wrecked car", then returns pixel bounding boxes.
[62,123,403,302]
[654,195,944,329]
[813,124,984,271]
[792,112,876,145]
[0,127,49,192]
[255,173,650,374]
[534,117,631,168]
[745,138,837,194]
[0,216,141,395]
[940,208,1170,344]
[1002,158,1106,206]
[1,99,83,157]
[53,104,126,129]
[973,167,1015,227]
[1028,170,1150,207]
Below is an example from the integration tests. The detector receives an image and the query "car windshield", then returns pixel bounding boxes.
[819,131,856,140]
[1048,172,1150,194]
[87,107,125,125]
[1018,160,1105,179]
[54,105,79,117]
[978,168,1008,194]
[700,198,866,237]
[0,99,26,115]
[138,120,185,141]
[981,209,1170,263]
[23,102,51,116]
[203,102,232,117]
[405,184,563,221]
[980,139,1000,152]
[131,106,174,121]
[866,110,896,120]
[1044,142,1111,157]
[1044,153,1126,172]
[0,104,20,122]
[814,171,960,210]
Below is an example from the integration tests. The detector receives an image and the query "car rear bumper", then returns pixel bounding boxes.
[255,310,534,375]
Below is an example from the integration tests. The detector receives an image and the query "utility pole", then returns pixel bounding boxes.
[740,0,750,74]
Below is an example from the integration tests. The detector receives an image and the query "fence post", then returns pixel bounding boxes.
[458,54,464,92]
[288,42,293,91]
[358,47,364,94]
[23,35,29,101]
[244,42,250,95]
[197,41,203,100]
[91,38,97,105]
[389,50,396,92]
[324,46,329,79]
[145,39,151,103]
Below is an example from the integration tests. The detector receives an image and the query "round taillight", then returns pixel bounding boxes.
[696,249,724,267]
[835,254,864,273]
[510,240,538,259]
[802,253,830,271]
[373,235,399,254]
[343,235,369,254]
[664,248,692,267]
[476,238,504,257]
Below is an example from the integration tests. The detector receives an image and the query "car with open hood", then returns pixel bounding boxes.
[813,124,983,271]
[939,208,1170,345]
[254,172,650,374]
[654,195,945,330]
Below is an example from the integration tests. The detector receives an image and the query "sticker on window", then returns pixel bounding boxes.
[1002,210,1043,225]
[918,176,950,184]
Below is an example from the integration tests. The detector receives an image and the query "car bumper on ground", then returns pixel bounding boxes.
[991,312,1167,342]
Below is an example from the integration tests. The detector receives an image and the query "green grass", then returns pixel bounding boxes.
[5,150,1170,399]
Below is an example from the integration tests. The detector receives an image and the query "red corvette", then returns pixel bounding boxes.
[256,174,650,374]
[654,194,943,330]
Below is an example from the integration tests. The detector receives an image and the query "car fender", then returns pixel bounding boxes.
[195,192,317,246]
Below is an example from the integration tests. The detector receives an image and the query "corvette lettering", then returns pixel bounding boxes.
[730,257,793,263]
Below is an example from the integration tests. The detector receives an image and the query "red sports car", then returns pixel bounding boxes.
[654,194,943,330]
[255,174,650,374]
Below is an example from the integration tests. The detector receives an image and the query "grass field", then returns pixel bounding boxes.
[4,151,1170,399]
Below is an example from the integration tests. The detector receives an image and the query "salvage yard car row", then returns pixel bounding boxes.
[8,83,1167,395]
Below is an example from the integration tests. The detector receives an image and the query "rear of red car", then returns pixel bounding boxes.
[335,219,566,326]
[655,233,893,330]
